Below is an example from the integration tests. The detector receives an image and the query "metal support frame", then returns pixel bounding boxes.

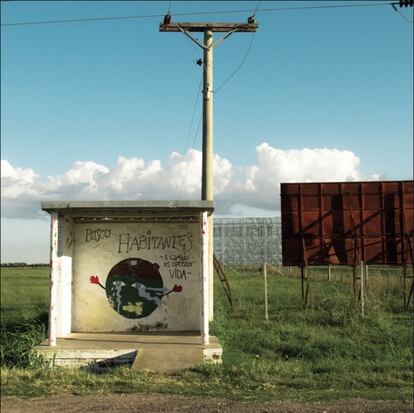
[213,254,233,310]
[400,186,414,308]
[348,192,361,295]
[297,184,310,310]
[403,232,414,308]
[301,239,310,310]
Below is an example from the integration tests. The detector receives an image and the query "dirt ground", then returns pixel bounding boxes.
[1,394,412,413]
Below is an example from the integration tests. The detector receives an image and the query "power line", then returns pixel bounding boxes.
[2,2,394,27]
[1,13,163,27]
[215,30,256,94]
[213,0,261,93]
[391,3,414,22]
[172,114,203,200]
[171,70,203,200]
[192,113,203,149]
[252,0,263,18]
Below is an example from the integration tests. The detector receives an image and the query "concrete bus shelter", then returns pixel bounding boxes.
[36,201,222,371]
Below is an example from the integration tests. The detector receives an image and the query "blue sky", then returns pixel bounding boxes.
[1,1,413,262]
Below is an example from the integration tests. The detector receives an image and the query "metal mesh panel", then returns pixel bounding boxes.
[214,218,282,265]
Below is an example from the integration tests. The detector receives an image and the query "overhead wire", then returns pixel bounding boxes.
[192,114,203,149]
[253,0,263,17]
[214,0,261,94]
[167,0,204,199]
[173,113,203,200]
[172,72,203,200]
[174,112,203,200]
[391,3,414,23]
[2,2,396,27]
[214,31,256,94]
[170,19,205,198]
[176,1,263,198]
[173,54,206,199]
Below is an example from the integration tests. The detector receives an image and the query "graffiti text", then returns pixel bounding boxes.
[85,228,112,243]
[169,269,188,280]
[118,231,193,253]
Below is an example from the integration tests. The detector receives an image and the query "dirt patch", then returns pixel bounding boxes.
[1,394,412,413]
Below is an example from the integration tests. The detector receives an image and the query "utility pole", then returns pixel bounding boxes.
[160,17,258,318]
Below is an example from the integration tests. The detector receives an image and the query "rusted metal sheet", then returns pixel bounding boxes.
[281,181,414,266]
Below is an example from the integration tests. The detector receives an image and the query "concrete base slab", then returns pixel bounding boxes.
[35,332,222,372]
[132,347,203,372]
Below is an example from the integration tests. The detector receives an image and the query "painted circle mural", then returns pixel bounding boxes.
[90,258,183,320]
[104,258,165,319]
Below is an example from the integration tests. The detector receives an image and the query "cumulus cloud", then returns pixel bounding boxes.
[1,160,40,198]
[1,143,373,219]
[1,160,45,219]
[230,144,362,210]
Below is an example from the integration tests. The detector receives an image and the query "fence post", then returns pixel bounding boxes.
[402,264,407,307]
[264,262,269,321]
[361,261,365,317]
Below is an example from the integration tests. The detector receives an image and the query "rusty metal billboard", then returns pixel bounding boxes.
[281,181,414,266]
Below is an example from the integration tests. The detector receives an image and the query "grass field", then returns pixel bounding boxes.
[1,265,413,401]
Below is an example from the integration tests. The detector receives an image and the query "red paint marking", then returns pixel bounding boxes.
[90,275,100,284]
[172,284,183,293]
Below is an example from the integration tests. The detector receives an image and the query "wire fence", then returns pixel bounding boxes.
[214,217,282,266]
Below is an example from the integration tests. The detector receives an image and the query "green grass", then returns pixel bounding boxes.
[1,265,412,401]
[1,266,49,324]
[1,267,48,368]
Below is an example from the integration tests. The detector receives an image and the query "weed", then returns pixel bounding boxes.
[1,319,46,368]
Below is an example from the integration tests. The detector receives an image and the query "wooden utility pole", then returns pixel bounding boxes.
[160,18,258,318]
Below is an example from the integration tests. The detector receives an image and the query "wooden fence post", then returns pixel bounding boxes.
[361,261,365,317]
[264,262,269,321]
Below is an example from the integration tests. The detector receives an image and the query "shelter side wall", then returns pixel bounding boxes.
[49,215,74,341]
[56,216,74,337]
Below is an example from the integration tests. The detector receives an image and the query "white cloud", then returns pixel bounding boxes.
[46,160,110,199]
[0,160,45,219]
[229,143,362,210]
[1,143,372,219]
[1,160,40,198]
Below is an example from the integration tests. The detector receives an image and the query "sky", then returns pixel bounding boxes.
[1,0,413,262]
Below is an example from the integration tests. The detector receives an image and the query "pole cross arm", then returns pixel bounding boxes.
[159,22,258,33]
[174,24,242,50]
